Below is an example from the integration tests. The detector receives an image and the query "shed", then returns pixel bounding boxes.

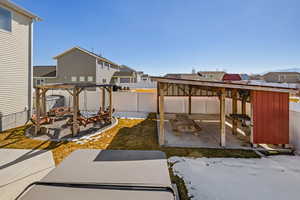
[151,76,296,147]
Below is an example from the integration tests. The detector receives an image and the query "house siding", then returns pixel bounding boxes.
[0,4,32,130]
[55,49,96,83]
[96,61,118,84]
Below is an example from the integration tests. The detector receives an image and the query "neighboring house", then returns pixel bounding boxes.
[240,74,250,80]
[165,71,225,81]
[263,72,300,83]
[112,65,151,84]
[249,74,263,80]
[222,74,242,81]
[164,73,201,80]
[112,71,137,84]
[0,0,40,131]
[111,65,137,84]
[33,65,57,87]
[141,74,152,82]
[53,46,119,84]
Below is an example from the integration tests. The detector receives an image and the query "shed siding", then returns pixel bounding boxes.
[0,5,31,116]
[55,49,96,83]
[252,91,289,144]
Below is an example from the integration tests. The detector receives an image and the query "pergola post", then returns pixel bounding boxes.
[41,89,47,117]
[157,83,160,113]
[109,87,113,120]
[159,83,165,146]
[232,89,238,135]
[102,87,106,109]
[72,88,78,136]
[242,96,247,115]
[188,85,192,115]
[220,88,226,147]
[35,88,41,136]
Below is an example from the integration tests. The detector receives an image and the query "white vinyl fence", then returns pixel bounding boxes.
[289,103,300,153]
[47,89,300,153]
[47,90,250,114]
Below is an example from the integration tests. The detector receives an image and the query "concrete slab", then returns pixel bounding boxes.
[0,149,55,200]
[158,113,250,148]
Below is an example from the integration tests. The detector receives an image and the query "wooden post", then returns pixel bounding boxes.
[242,97,247,115]
[73,88,78,136]
[109,87,113,120]
[188,85,192,115]
[220,88,226,147]
[41,89,47,116]
[35,88,41,136]
[157,83,160,113]
[232,89,238,135]
[159,83,165,146]
[102,87,106,109]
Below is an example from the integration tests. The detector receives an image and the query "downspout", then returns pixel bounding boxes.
[28,20,33,119]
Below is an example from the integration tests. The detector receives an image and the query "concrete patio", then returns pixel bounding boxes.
[158,114,250,149]
[0,149,55,200]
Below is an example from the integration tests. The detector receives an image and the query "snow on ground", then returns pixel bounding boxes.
[169,156,300,200]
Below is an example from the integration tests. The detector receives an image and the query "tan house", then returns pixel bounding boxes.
[53,46,119,84]
[33,65,57,87]
[165,71,225,81]
[263,72,300,83]
[0,0,40,131]
[111,65,138,84]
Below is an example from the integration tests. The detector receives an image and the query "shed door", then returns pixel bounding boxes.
[252,91,289,144]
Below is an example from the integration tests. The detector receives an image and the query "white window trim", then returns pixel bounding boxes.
[0,6,13,33]
[79,76,85,82]
[87,76,93,82]
[71,76,77,82]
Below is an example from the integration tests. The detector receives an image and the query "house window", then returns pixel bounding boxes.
[104,62,110,70]
[120,78,130,83]
[79,76,85,82]
[102,78,107,83]
[0,7,12,32]
[87,76,93,82]
[71,76,77,82]
[97,60,103,68]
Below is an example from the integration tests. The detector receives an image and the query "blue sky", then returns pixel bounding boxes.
[15,0,300,75]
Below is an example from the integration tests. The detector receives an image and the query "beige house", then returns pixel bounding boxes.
[53,46,119,84]
[0,0,40,131]
[165,71,225,81]
[263,72,300,83]
[111,65,138,84]
[33,65,57,87]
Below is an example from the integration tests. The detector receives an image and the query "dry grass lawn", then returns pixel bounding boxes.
[0,114,259,200]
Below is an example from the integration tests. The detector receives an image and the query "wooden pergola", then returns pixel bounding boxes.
[152,77,296,147]
[34,83,115,136]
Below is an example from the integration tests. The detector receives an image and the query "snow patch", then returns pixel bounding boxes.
[169,156,300,200]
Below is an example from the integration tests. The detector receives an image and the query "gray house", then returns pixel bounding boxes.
[263,72,300,83]
[53,46,119,84]
[0,0,40,131]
